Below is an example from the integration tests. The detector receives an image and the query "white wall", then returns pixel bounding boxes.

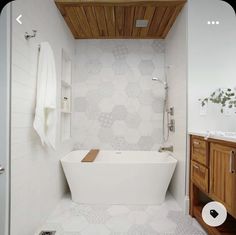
[188,0,236,132]
[73,40,166,150]
[11,0,75,234]
[0,4,11,235]
[165,5,188,209]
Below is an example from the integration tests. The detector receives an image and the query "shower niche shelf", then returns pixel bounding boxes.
[61,49,72,142]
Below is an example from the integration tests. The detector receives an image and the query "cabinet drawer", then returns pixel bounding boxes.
[191,137,208,166]
[191,161,208,193]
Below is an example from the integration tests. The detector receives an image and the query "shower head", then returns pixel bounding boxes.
[152,77,168,88]
[152,77,161,82]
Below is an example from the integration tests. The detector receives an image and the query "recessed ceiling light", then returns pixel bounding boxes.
[207,21,211,25]
[216,21,220,24]
[212,21,215,24]
[136,20,149,28]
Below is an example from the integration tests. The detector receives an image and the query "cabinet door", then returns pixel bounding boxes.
[210,143,236,218]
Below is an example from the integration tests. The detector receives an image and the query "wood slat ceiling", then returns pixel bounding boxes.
[55,0,186,39]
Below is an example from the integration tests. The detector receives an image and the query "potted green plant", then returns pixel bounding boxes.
[199,88,236,113]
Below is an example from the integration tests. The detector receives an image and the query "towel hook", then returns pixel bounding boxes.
[25,30,37,40]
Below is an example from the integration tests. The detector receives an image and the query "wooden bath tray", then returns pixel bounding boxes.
[81,149,99,162]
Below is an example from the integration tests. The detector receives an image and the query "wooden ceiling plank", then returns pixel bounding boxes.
[161,4,183,37]
[104,6,116,37]
[156,6,174,37]
[115,6,125,36]
[95,6,108,37]
[66,7,87,38]
[147,6,166,36]
[55,1,187,7]
[64,14,80,38]
[75,6,93,37]
[124,6,135,37]
[55,1,186,39]
[132,6,146,37]
[140,6,156,37]
[83,6,100,37]
[55,2,67,16]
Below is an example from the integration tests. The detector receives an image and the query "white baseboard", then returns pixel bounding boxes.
[184,196,190,215]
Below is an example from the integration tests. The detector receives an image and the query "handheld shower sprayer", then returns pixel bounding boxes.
[152,76,169,142]
[152,74,175,143]
[152,77,168,89]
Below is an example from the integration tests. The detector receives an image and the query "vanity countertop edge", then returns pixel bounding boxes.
[189,131,236,144]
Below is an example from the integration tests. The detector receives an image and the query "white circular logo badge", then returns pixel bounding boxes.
[202,201,227,227]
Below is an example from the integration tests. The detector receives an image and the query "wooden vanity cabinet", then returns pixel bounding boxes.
[190,135,236,235]
[209,143,236,218]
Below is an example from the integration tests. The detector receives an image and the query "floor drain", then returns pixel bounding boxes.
[39,231,56,235]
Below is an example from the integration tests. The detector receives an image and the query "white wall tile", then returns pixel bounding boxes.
[165,5,188,209]
[11,0,75,234]
[73,40,165,150]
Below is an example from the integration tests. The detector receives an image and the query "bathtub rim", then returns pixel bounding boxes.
[61,150,177,165]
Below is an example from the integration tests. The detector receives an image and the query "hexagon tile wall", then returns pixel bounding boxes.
[73,39,166,151]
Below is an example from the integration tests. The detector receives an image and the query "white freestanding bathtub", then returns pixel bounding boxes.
[61,151,177,204]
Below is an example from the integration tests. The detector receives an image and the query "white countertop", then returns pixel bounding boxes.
[189,131,236,143]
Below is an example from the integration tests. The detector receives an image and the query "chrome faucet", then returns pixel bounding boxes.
[159,146,174,152]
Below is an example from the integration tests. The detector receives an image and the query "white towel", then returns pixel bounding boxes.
[33,42,57,149]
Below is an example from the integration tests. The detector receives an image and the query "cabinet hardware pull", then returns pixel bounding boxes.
[229,150,236,173]
[193,164,199,170]
[193,141,200,145]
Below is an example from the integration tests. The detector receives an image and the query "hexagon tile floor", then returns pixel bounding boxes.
[36,193,206,235]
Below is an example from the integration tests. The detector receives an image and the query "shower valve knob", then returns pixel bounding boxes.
[0,165,5,174]
[168,107,174,116]
[168,119,175,132]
